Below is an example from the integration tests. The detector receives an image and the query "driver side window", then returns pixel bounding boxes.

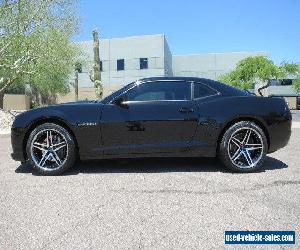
[127,81,191,101]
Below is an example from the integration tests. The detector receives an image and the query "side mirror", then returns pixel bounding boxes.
[113,95,128,108]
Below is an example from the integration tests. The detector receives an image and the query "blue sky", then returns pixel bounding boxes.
[75,0,300,64]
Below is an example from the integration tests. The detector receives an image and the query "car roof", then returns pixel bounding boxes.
[139,76,205,82]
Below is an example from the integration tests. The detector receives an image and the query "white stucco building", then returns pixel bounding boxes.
[71,34,266,97]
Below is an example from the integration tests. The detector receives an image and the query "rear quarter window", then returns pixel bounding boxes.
[193,82,218,99]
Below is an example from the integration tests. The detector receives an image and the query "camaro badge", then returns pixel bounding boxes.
[77,122,97,127]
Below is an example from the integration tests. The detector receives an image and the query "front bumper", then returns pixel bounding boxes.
[11,127,26,162]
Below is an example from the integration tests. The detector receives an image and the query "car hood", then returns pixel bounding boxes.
[53,100,99,105]
[12,101,104,128]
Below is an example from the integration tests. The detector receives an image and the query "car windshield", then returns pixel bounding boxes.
[100,82,135,104]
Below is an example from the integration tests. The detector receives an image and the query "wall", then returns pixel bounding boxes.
[3,94,30,110]
[163,36,173,77]
[57,87,97,103]
[172,52,267,80]
[77,34,166,96]
[284,97,297,110]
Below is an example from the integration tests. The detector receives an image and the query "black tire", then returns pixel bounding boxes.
[218,121,268,173]
[26,123,76,175]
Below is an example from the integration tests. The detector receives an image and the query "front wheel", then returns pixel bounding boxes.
[26,123,76,175]
[218,121,268,173]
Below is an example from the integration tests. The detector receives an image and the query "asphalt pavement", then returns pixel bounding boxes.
[0,112,299,250]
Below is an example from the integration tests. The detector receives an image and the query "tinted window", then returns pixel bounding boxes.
[140,58,148,69]
[127,81,191,101]
[117,59,124,71]
[101,82,135,104]
[193,82,217,99]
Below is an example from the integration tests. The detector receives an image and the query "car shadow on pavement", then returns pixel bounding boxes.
[15,156,288,175]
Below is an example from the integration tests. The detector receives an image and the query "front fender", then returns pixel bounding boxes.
[11,103,103,161]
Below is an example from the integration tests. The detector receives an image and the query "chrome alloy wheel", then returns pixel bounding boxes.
[227,127,264,169]
[30,129,68,170]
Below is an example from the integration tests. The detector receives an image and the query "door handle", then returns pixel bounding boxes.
[179,107,194,113]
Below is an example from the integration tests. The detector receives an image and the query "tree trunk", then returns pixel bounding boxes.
[0,77,18,108]
[0,92,3,109]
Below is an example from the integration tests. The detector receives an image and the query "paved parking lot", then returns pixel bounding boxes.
[1,113,299,250]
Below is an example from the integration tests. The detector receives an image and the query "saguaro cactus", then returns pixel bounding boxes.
[89,29,103,99]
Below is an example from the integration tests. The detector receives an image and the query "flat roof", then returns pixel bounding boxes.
[270,94,300,97]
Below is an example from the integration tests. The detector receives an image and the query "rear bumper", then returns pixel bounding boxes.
[11,127,26,162]
[267,113,292,153]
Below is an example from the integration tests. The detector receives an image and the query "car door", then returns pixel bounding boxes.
[100,80,199,156]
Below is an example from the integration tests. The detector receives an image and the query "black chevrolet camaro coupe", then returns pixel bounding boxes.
[11,77,292,175]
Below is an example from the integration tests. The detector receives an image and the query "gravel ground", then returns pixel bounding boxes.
[0,114,299,250]
[0,109,15,134]
[291,110,300,122]
[0,109,23,134]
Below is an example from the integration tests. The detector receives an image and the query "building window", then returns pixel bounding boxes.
[140,58,148,69]
[117,59,124,71]
[100,61,103,72]
[281,79,293,86]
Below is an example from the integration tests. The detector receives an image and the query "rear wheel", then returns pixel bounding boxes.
[26,123,76,175]
[218,121,267,173]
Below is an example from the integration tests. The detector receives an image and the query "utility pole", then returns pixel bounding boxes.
[74,69,79,101]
